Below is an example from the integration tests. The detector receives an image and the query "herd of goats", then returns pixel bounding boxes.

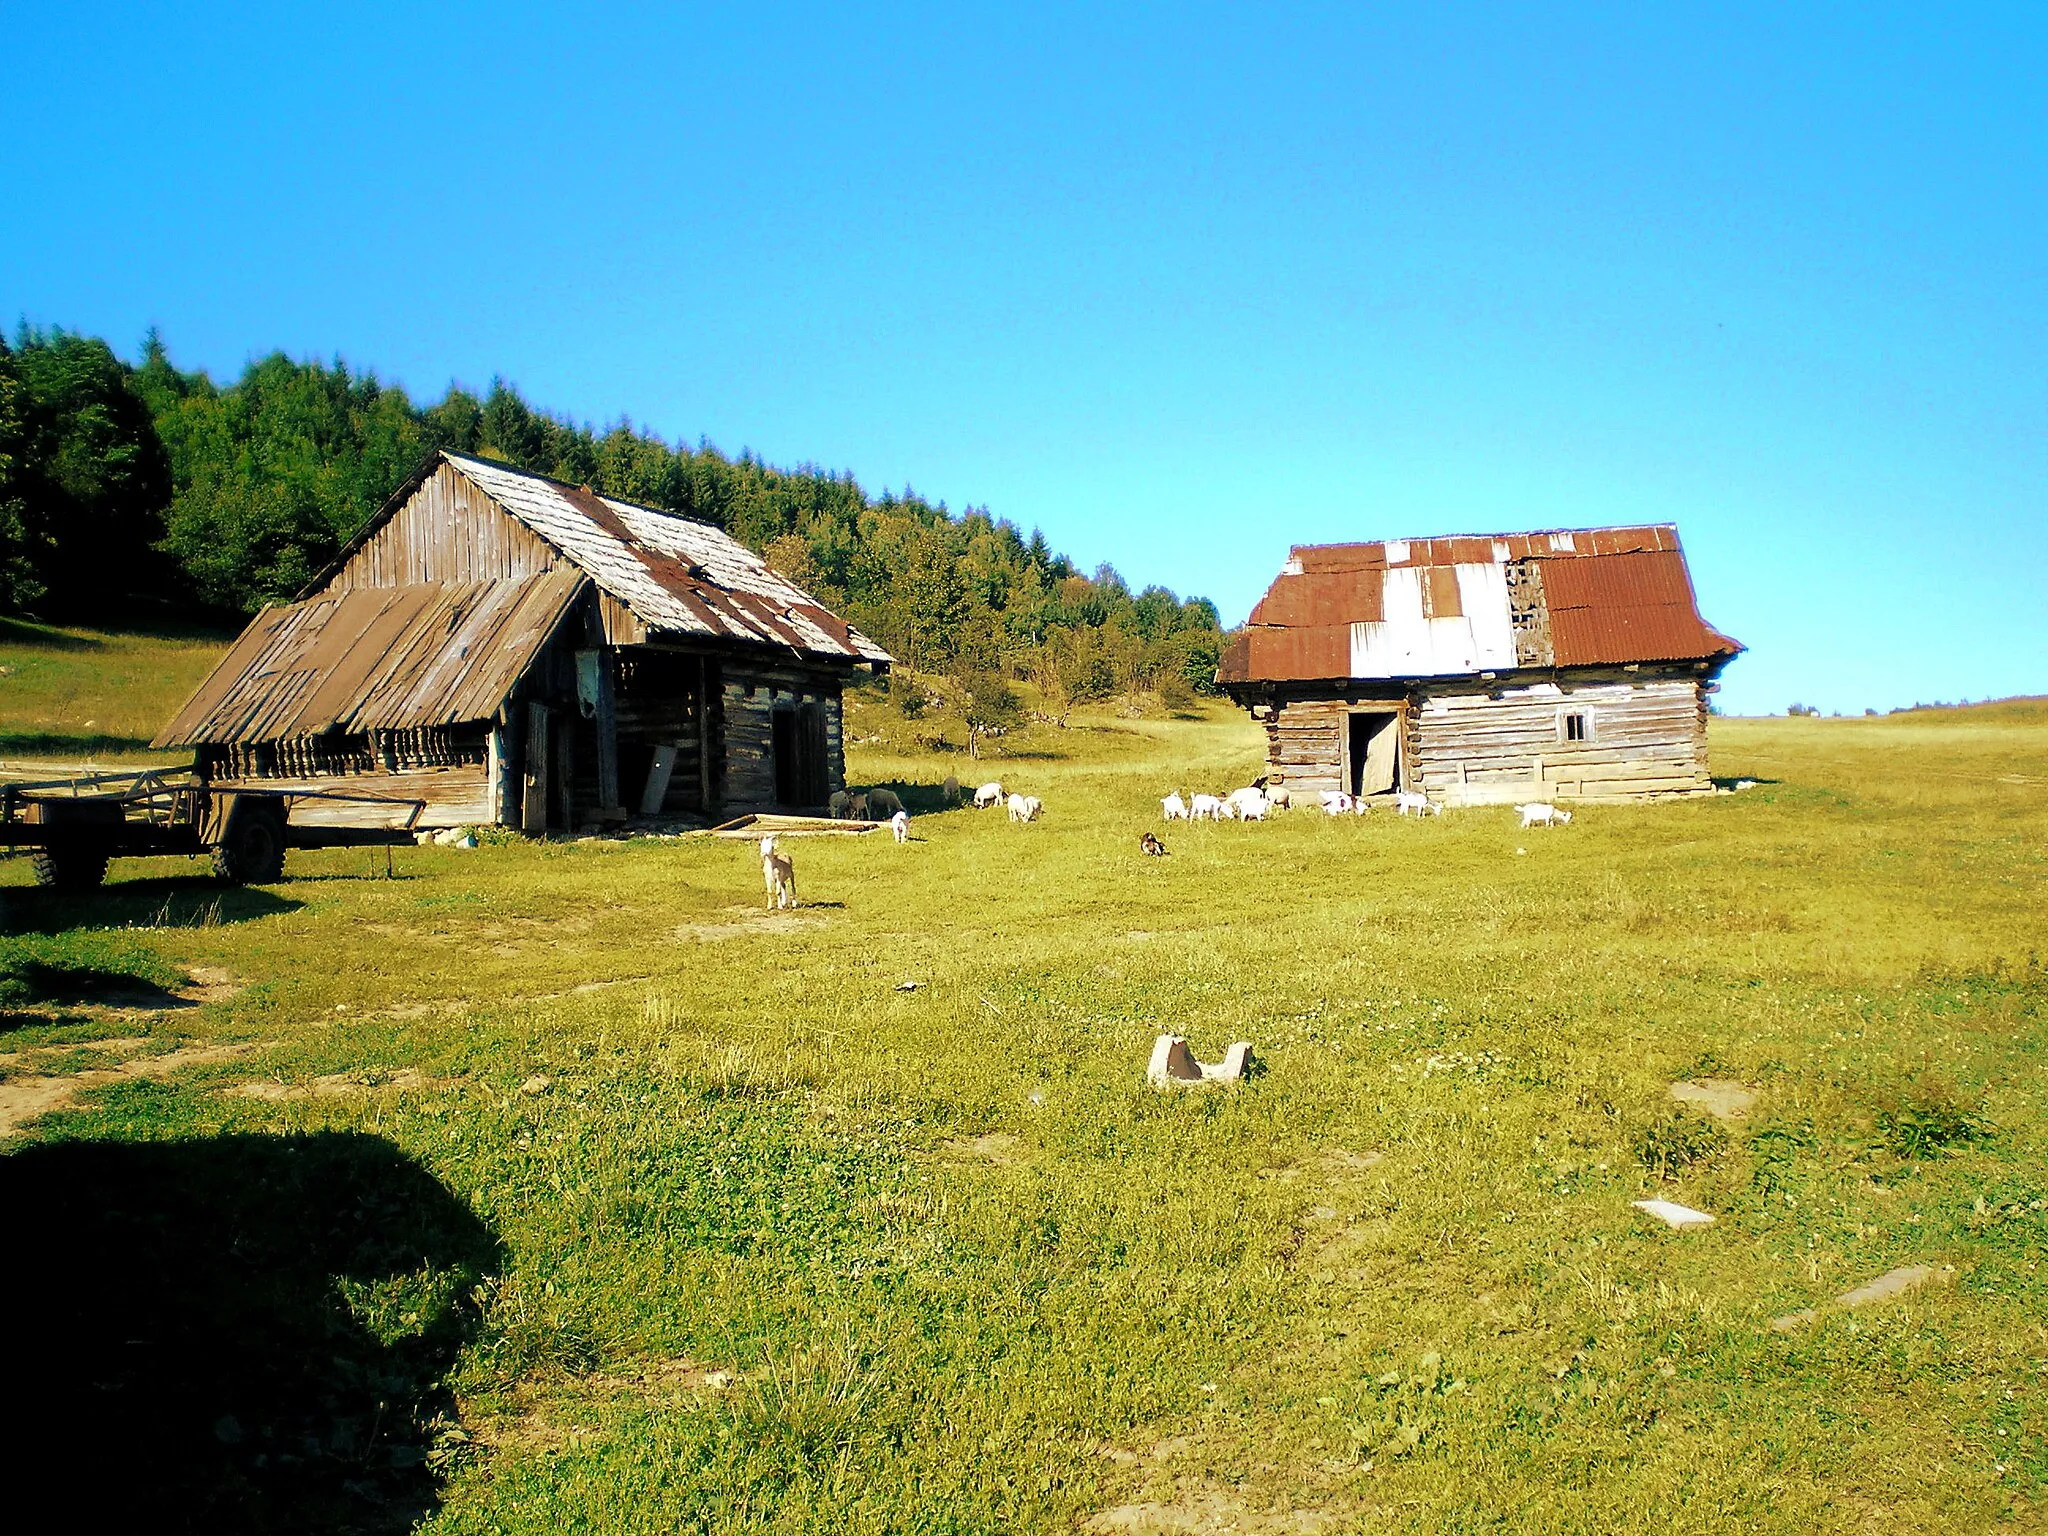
[759,774,1579,907]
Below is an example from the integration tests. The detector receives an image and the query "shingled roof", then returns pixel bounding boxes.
[324,452,893,666]
[1218,524,1740,684]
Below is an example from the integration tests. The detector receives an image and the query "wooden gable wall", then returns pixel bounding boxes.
[328,463,561,592]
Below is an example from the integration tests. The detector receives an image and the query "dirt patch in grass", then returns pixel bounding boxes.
[1669,1078,1758,1120]
[0,1038,271,1135]
[224,1067,458,1102]
[672,907,830,941]
[1085,1498,1341,1534]
[940,1131,1026,1165]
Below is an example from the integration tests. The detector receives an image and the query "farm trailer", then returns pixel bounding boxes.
[0,766,424,892]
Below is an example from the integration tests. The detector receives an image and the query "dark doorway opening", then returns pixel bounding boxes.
[1347,711,1399,797]
[772,701,830,808]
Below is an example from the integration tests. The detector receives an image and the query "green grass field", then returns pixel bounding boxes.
[2,632,2044,1533]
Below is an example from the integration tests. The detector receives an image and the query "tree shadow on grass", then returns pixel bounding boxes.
[0,730,160,756]
[0,1131,502,1534]
[1,878,300,935]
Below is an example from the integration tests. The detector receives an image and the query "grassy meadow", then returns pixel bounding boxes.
[2,635,2044,1533]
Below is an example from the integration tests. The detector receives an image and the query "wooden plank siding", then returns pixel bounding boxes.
[209,765,494,830]
[1408,677,1710,802]
[328,463,562,590]
[1254,669,1713,805]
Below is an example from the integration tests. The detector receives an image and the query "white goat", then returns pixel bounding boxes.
[973,781,1006,810]
[1225,787,1269,821]
[890,810,910,843]
[1319,790,1355,816]
[1394,790,1441,818]
[1162,792,1190,821]
[759,835,797,910]
[1189,793,1227,821]
[1007,792,1042,823]
[1517,802,1573,829]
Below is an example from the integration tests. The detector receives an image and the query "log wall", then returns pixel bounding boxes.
[1409,676,1710,803]
[1252,669,1712,804]
[720,660,847,812]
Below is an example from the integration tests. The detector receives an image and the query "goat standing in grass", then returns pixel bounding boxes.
[890,810,911,843]
[760,835,797,910]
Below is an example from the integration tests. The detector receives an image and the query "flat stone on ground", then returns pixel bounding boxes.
[1836,1264,1936,1309]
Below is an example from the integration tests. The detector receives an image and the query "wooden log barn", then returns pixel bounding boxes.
[1216,525,1742,805]
[155,451,893,831]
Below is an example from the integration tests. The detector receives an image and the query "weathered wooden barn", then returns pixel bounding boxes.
[1216,525,1742,805]
[156,451,892,830]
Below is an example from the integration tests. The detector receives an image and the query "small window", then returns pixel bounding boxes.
[1562,711,1589,742]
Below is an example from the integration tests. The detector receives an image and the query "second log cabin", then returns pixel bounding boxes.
[155,451,893,831]
[1216,525,1742,805]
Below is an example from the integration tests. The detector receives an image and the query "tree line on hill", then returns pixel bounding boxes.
[0,326,1224,716]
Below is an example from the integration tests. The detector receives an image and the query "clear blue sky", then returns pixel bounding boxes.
[4,3,2043,714]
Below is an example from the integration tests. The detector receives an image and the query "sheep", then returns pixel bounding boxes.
[1225,787,1269,820]
[1162,792,1190,821]
[759,835,797,910]
[827,789,853,819]
[890,809,911,844]
[941,774,961,806]
[1517,801,1573,829]
[1189,793,1227,821]
[866,786,904,821]
[1139,832,1168,856]
[1264,785,1292,811]
[1007,792,1042,823]
[1394,790,1441,818]
[974,781,1006,810]
[1319,790,1355,816]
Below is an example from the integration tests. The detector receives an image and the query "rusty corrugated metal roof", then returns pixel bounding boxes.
[1218,523,1740,684]
[154,571,588,747]
[1541,549,1741,666]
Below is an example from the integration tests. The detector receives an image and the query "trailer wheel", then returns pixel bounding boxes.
[213,804,286,885]
[31,846,109,893]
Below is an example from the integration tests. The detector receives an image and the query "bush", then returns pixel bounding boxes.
[1633,1112,1728,1180]
[1873,1078,1993,1158]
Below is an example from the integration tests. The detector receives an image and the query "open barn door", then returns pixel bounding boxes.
[1347,711,1400,798]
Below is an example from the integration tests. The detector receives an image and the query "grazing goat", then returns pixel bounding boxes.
[941,774,961,806]
[890,810,911,843]
[1264,785,1292,811]
[827,789,852,819]
[1225,787,1269,821]
[1394,790,1441,818]
[759,835,797,910]
[1162,792,1190,821]
[973,781,1006,810]
[1319,790,1355,816]
[1139,832,1168,856]
[1007,792,1042,823]
[866,786,903,820]
[1189,793,1227,821]
[1517,802,1572,828]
